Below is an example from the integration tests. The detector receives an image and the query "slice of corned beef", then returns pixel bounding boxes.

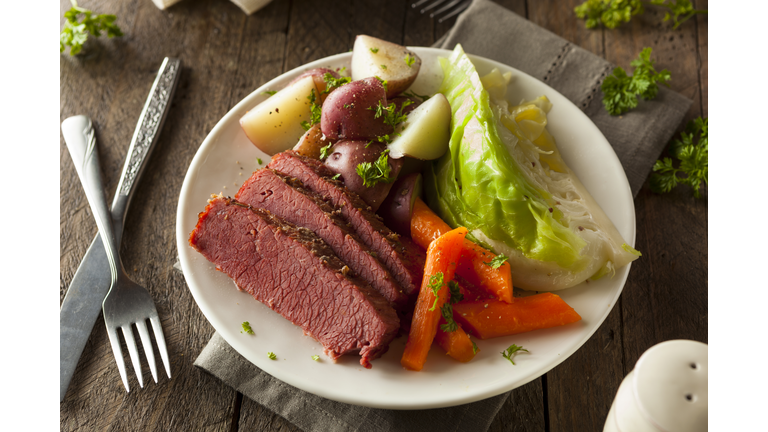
[235,169,409,310]
[189,196,399,368]
[268,151,425,300]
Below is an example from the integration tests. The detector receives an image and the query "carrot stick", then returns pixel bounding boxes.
[453,294,582,340]
[401,226,467,371]
[410,198,513,303]
[435,321,478,363]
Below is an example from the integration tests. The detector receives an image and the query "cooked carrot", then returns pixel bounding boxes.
[435,321,478,363]
[401,226,467,371]
[410,198,513,303]
[453,294,582,340]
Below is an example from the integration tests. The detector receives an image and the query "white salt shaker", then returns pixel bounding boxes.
[604,340,708,432]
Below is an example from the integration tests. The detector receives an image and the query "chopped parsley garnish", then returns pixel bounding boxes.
[439,303,458,332]
[331,173,341,180]
[368,99,411,129]
[448,280,463,304]
[322,73,352,94]
[267,352,277,360]
[263,90,278,96]
[370,47,379,53]
[402,90,430,101]
[241,321,255,335]
[405,53,416,68]
[60,0,123,56]
[319,144,333,161]
[300,88,322,131]
[356,149,395,188]
[601,47,671,115]
[501,344,529,365]
[650,116,707,198]
[427,272,445,311]
[483,254,509,269]
[374,76,388,93]
[257,158,263,165]
[380,64,387,70]
[471,340,479,355]
[311,355,320,361]
[575,0,706,30]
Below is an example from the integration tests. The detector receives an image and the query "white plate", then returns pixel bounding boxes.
[176,47,635,410]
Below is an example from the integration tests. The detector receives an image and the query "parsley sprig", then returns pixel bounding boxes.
[426,272,445,311]
[322,73,352,94]
[241,321,255,335]
[650,117,707,198]
[601,47,670,115]
[356,149,395,188]
[501,344,529,365]
[405,54,416,68]
[439,280,464,332]
[60,0,123,56]
[575,0,706,30]
[483,254,509,269]
[319,144,333,161]
[300,89,322,131]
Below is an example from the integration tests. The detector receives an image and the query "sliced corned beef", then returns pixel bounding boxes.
[235,169,409,310]
[189,196,399,368]
[268,151,425,299]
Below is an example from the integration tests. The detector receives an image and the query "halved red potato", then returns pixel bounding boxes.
[351,35,421,99]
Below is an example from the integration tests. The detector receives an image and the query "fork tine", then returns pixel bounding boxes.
[121,325,144,388]
[438,0,470,22]
[421,0,447,13]
[411,0,431,8]
[106,326,131,392]
[136,319,158,384]
[150,316,172,379]
[430,0,461,17]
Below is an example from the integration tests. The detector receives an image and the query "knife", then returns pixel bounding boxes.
[60,57,182,402]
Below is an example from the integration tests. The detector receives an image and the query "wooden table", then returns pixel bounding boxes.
[60,0,708,430]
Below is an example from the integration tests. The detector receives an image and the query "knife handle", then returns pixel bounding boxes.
[61,116,120,285]
[111,57,182,245]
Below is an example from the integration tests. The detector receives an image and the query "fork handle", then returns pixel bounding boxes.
[62,115,121,285]
[110,58,182,247]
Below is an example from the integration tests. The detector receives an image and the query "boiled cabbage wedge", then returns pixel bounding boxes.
[424,44,640,291]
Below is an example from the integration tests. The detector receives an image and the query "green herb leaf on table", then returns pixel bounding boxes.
[355,149,395,188]
[501,344,529,365]
[61,0,123,56]
[575,0,706,30]
[650,117,708,198]
[601,47,670,116]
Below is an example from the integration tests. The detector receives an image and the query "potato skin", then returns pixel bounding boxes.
[377,172,422,237]
[324,140,404,211]
[351,35,422,99]
[292,124,331,160]
[321,77,393,141]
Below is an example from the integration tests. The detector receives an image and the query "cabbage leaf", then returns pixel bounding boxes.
[425,44,640,291]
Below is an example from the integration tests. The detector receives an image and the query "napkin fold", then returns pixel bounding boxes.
[194,1,693,430]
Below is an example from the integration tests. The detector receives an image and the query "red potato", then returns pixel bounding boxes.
[351,35,421,99]
[377,173,422,237]
[292,124,332,160]
[324,140,403,211]
[289,68,341,103]
[321,77,393,141]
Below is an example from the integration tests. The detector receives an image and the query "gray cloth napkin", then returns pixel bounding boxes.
[194,1,693,430]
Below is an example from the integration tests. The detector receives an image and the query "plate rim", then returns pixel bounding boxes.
[176,46,636,409]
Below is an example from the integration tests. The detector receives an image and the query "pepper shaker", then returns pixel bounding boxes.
[604,340,708,432]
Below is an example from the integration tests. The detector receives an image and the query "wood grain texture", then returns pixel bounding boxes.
[60,0,707,430]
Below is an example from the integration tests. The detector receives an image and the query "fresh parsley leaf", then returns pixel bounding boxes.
[402,90,430,101]
[380,64,387,70]
[471,340,479,355]
[405,53,416,68]
[60,0,123,56]
[601,47,670,115]
[311,355,320,361]
[331,173,341,180]
[368,100,411,129]
[322,73,352,94]
[263,90,278,96]
[439,303,458,332]
[501,344,529,365]
[257,158,263,165]
[241,321,255,335]
[427,272,445,311]
[575,0,706,30]
[301,88,322,131]
[650,116,707,198]
[267,352,277,360]
[370,47,379,53]
[483,254,509,269]
[448,280,463,304]
[374,76,388,93]
[355,149,395,188]
[319,144,333,161]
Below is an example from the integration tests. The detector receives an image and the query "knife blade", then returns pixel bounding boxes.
[60,57,182,402]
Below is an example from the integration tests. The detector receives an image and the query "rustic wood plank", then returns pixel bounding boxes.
[527,0,603,57]
[696,0,707,117]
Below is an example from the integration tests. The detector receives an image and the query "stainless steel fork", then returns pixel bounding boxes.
[413,0,471,22]
[61,115,171,392]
